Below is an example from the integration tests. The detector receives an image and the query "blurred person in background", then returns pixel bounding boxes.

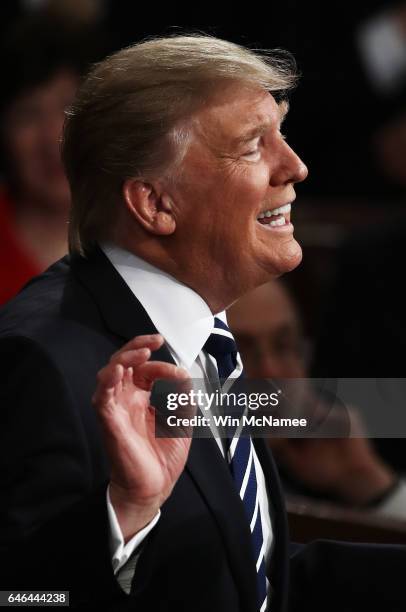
[312,221,406,473]
[357,1,406,186]
[312,1,406,476]
[0,14,103,305]
[228,280,406,520]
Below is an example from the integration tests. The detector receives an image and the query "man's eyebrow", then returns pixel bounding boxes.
[232,100,290,147]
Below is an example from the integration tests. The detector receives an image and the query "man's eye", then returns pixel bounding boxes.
[242,136,263,160]
[243,149,261,160]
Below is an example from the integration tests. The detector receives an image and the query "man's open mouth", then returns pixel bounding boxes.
[256,203,291,227]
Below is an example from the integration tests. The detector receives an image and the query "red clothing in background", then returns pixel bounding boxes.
[0,189,40,306]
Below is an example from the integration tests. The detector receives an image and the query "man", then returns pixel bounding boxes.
[228,281,406,517]
[0,35,404,612]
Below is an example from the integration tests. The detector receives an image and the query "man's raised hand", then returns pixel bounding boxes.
[92,334,191,542]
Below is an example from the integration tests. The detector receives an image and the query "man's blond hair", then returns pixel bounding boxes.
[62,34,298,255]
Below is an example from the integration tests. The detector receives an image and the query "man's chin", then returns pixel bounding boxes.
[283,240,303,271]
[268,239,303,276]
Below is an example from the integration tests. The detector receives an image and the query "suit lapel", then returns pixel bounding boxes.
[70,245,172,362]
[186,437,259,611]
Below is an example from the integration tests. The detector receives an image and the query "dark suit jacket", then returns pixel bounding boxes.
[0,246,405,611]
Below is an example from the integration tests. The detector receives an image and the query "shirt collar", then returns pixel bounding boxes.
[100,242,227,368]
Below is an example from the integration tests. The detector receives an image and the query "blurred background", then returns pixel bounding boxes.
[2,0,406,542]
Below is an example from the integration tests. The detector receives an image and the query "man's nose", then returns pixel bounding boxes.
[270,142,309,186]
[248,350,281,379]
[292,153,308,184]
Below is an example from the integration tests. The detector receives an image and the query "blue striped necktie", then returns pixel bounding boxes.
[204,317,269,612]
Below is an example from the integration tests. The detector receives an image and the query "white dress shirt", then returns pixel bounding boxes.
[101,242,274,593]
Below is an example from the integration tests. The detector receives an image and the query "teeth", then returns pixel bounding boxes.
[270,216,286,227]
[257,203,291,220]
[270,203,291,216]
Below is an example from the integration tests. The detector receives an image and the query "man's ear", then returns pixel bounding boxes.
[122,179,176,236]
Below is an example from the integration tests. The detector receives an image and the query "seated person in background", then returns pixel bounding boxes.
[0,16,93,305]
[227,280,406,519]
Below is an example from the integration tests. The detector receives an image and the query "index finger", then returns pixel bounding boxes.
[110,334,164,362]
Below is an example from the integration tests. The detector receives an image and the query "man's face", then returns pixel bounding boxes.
[227,281,306,379]
[165,84,308,307]
[2,70,77,211]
